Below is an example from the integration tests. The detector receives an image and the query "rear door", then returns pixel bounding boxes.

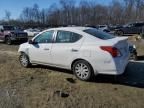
[51,30,83,68]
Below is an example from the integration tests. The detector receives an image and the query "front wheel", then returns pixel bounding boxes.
[72,60,94,81]
[19,53,31,68]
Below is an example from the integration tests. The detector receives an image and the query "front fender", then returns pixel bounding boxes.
[18,42,30,55]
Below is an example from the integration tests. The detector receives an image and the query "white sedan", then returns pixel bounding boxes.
[18,27,130,81]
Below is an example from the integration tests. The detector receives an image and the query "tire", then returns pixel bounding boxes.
[72,60,94,81]
[19,53,31,68]
[116,30,124,36]
[5,36,12,45]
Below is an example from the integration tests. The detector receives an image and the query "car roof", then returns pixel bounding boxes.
[47,27,91,32]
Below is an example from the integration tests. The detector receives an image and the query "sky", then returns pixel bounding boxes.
[0,0,112,20]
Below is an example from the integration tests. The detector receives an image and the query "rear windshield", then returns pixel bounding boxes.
[83,29,115,40]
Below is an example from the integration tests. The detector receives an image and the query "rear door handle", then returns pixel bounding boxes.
[44,48,50,50]
[71,49,79,52]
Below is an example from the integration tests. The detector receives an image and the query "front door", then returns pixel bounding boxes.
[29,30,54,64]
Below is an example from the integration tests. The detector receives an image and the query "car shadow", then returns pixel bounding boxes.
[92,61,144,88]
[30,61,144,88]
[30,65,73,75]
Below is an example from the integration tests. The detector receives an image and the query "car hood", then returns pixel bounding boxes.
[11,30,27,34]
[5,30,27,34]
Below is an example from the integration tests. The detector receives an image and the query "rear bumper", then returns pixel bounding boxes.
[92,53,130,75]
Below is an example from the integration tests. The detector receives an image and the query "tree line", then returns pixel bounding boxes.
[1,0,144,28]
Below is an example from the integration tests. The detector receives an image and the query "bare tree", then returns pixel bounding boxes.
[13,0,144,28]
[5,10,11,21]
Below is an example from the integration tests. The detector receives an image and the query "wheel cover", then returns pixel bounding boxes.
[20,55,28,67]
[75,63,89,80]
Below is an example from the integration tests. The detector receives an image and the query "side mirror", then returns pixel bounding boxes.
[28,40,33,44]
[28,40,38,44]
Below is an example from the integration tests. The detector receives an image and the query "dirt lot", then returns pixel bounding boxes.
[0,39,144,108]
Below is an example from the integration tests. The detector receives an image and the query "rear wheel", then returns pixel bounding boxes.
[19,53,31,68]
[72,60,94,81]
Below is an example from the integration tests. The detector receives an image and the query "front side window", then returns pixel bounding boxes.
[34,31,54,43]
[55,31,82,43]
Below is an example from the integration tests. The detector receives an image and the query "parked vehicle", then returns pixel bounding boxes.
[24,28,40,37]
[97,25,110,33]
[115,22,144,36]
[0,25,28,45]
[18,27,130,81]
[109,25,123,31]
[129,44,138,60]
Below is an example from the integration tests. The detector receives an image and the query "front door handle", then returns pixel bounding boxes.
[71,49,79,52]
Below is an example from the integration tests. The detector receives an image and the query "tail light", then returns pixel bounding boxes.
[100,46,121,57]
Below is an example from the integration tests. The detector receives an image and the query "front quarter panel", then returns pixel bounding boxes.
[18,42,30,55]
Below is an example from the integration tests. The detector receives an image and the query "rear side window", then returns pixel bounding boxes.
[83,29,114,40]
[55,31,82,43]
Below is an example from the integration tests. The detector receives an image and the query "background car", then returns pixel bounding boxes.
[115,22,144,36]
[97,25,110,33]
[129,44,138,60]
[24,28,41,37]
[18,27,130,81]
[0,25,28,45]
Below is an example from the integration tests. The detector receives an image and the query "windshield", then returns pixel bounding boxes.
[3,26,15,31]
[83,28,115,40]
